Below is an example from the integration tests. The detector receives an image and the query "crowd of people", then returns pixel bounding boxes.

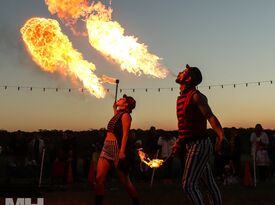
[0,126,274,186]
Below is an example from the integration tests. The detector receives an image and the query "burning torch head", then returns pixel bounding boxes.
[176,64,202,87]
[123,94,136,112]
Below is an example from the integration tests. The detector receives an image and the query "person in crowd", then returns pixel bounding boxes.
[250,124,270,182]
[144,126,159,158]
[268,133,275,177]
[95,94,139,205]
[142,126,159,181]
[227,127,241,178]
[158,133,176,184]
[222,160,238,185]
[172,64,224,205]
[29,132,45,165]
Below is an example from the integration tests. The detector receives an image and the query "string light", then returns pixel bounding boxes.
[0,79,274,94]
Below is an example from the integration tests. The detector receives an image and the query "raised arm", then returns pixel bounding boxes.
[119,113,132,159]
[113,101,118,115]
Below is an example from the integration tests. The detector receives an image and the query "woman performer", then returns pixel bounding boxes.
[95,94,140,205]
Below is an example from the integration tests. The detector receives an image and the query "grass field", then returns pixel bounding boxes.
[0,178,275,205]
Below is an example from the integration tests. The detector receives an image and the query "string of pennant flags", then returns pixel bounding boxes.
[0,79,274,94]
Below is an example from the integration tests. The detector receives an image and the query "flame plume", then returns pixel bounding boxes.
[44,0,169,78]
[20,17,106,98]
[86,2,168,78]
[45,0,92,27]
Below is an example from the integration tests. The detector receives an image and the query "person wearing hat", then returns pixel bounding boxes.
[172,64,224,205]
[95,94,139,205]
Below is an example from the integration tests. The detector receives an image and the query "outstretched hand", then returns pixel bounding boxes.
[172,143,180,155]
[113,101,117,109]
[215,140,222,155]
[119,152,126,160]
[215,137,228,155]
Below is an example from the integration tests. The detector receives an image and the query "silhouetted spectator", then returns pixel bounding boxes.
[250,124,270,182]
[29,132,45,165]
[268,133,275,177]
[227,127,242,177]
[143,126,159,158]
[158,134,176,184]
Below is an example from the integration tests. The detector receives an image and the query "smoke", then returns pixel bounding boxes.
[0,24,35,69]
[0,25,22,55]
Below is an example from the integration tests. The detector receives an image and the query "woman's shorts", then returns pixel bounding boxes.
[100,139,119,163]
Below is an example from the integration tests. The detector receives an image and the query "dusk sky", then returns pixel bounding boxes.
[1,0,275,131]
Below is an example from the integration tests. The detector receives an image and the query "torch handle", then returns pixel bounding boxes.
[39,148,45,188]
[150,149,160,188]
[115,79,119,102]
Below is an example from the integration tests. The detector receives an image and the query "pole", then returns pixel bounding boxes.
[150,149,159,188]
[253,151,257,187]
[115,79,119,102]
[39,148,45,188]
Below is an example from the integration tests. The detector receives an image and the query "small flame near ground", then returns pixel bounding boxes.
[138,148,164,169]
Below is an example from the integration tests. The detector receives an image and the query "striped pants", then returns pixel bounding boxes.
[182,138,222,205]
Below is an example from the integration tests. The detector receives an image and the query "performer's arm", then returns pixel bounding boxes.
[113,101,118,115]
[193,93,225,153]
[119,113,131,159]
